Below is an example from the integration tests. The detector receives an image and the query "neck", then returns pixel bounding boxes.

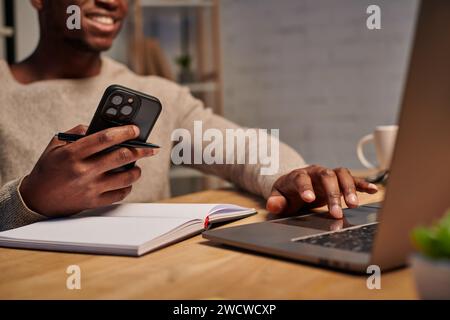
[11,38,102,84]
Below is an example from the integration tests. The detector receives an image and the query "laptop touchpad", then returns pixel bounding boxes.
[273,206,378,232]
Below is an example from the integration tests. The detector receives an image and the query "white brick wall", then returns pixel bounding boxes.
[221,0,419,168]
[11,0,419,169]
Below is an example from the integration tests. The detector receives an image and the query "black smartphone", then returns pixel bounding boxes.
[86,84,162,170]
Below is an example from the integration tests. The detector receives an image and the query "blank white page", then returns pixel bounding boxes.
[78,203,222,220]
[0,216,191,247]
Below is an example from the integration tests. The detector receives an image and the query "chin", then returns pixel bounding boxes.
[86,38,115,52]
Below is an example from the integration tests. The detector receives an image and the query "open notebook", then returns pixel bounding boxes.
[0,203,256,256]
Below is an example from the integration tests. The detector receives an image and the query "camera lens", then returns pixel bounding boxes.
[111,95,123,105]
[120,105,133,116]
[105,107,118,116]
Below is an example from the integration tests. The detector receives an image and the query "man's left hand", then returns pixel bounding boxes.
[266,165,378,219]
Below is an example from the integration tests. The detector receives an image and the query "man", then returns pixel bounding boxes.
[0,0,377,231]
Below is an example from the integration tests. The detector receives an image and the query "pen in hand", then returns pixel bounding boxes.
[56,133,160,149]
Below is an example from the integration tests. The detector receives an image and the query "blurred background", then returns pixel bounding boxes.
[0,0,419,195]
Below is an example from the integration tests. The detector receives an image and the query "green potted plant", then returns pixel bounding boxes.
[410,209,450,299]
[175,54,194,84]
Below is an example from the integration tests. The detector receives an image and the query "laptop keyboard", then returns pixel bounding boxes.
[297,224,378,253]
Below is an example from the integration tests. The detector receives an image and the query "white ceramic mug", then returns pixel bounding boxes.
[357,125,398,170]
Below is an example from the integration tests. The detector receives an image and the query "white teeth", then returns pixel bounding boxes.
[91,16,114,25]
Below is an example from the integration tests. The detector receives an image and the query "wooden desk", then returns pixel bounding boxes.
[0,185,417,299]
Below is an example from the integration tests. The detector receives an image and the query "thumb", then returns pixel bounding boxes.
[266,189,287,214]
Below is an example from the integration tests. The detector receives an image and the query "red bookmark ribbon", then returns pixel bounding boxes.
[204,216,210,230]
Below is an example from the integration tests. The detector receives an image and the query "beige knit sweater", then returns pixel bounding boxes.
[0,56,305,231]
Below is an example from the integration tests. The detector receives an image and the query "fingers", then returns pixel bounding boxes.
[334,167,359,208]
[294,170,316,203]
[93,146,156,173]
[96,186,133,207]
[267,166,379,219]
[319,168,343,219]
[354,177,379,194]
[99,166,142,192]
[69,125,140,159]
[266,188,288,214]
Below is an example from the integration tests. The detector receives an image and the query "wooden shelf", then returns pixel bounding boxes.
[130,0,223,115]
[130,0,225,194]
[184,81,218,93]
[0,26,14,37]
[140,0,214,7]
[169,167,204,179]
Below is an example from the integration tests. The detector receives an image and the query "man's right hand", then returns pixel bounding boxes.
[20,124,157,217]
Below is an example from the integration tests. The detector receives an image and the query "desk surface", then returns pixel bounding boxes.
[0,178,417,299]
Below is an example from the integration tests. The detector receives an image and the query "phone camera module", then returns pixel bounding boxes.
[120,105,133,116]
[105,107,118,116]
[111,95,123,106]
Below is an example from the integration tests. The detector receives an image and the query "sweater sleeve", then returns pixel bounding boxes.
[173,86,307,199]
[0,177,47,231]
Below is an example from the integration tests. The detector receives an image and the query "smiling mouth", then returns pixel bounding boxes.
[90,15,115,25]
[85,14,120,32]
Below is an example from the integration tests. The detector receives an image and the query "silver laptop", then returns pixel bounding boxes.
[203,0,450,273]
